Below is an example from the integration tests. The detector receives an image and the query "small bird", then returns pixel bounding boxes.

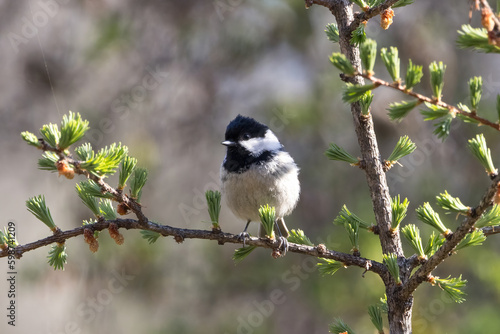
[220,115,300,254]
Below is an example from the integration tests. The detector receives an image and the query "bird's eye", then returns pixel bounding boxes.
[242,133,251,140]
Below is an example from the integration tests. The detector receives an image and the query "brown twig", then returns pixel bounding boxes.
[310,1,500,331]
[362,74,500,131]
[305,0,335,9]
[0,218,389,278]
[351,0,401,30]
[481,225,500,236]
[14,137,390,278]
[401,174,500,300]
[330,0,404,258]
[480,0,500,29]
[45,140,149,225]
[326,3,412,330]
[305,0,402,30]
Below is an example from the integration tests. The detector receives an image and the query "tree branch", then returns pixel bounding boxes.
[401,174,500,300]
[481,225,500,236]
[70,163,148,225]
[40,137,149,225]
[350,0,401,30]
[305,0,402,31]
[330,0,404,258]
[0,218,389,278]
[22,136,389,282]
[362,74,500,131]
[480,0,500,30]
[304,0,335,10]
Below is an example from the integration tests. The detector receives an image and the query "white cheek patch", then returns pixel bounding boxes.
[241,130,282,156]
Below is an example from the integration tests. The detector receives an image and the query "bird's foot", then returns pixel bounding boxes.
[237,231,250,247]
[272,236,289,258]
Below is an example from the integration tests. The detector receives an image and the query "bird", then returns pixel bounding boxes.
[220,115,300,254]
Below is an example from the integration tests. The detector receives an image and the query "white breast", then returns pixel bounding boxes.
[220,151,300,222]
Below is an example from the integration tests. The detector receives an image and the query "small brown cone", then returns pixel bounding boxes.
[381,8,395,30]
[56,160,75,179]
[117,203,130,215]
[481,7,495,31]
[109,223,124,245]
[84,228,99,253]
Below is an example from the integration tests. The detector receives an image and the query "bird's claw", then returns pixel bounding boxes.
[275,236,289,257]
[237,232,250,247]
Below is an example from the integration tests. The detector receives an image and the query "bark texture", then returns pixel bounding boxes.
[326,1,413,332]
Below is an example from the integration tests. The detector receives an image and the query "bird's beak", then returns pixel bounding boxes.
[221,140,236,147]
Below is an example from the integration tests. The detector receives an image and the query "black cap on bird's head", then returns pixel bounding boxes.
[222,115,269,146]
[221,115,283,172]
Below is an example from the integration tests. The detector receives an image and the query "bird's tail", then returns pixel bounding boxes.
[258,217,290,239]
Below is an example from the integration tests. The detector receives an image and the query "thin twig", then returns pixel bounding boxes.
[306,0,402,31]
[44,139,149,225]
[15,137,390,279]
[362,74,500,131]
[480,0,500,29]
[351,0,401,30]
[304,0,335,10]
[401,174,500,300]
[72,165,148,224]
[481,225,500,236]
[0,218,389,278]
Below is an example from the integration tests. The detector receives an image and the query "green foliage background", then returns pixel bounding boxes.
[0,1,500,333]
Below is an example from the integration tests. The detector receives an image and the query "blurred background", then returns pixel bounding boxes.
[0,0,499,333]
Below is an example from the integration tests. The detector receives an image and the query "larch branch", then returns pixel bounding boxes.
[0,218,388,278]
[401,174,500,299]
[363,74,500,131]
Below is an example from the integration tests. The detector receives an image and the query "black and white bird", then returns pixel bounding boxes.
[220,115,300,253]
